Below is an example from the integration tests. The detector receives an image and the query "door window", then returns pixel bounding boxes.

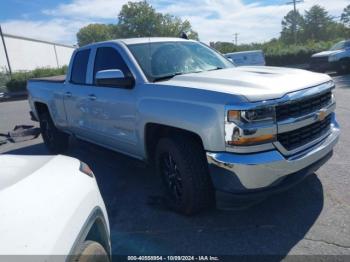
[93,47,132,85]
[70,49,90,84]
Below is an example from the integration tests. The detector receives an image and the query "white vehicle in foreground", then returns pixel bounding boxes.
[0,154,111,262]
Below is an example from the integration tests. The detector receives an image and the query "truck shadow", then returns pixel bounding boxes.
[4,140,324,259]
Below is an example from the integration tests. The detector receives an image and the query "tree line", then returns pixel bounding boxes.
[211,4,350,51]
[280,5,350,44]
[77,1,350,61]
[77,1,198,46]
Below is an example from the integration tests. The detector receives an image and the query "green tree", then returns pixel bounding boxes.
[280,10,304,44]
[303,5,334,41]
[77,24,115,46]
[76,1,198,46]
[159,14,198,40]
[341,4,350,27]
[117,1,198,39]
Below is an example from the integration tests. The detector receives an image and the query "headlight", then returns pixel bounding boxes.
[79,161,94,177]
[228,106,275,123]
[328,55,338,62]
[225,107,276,147]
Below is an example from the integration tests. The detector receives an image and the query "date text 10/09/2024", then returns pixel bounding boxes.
[127,256,220,261]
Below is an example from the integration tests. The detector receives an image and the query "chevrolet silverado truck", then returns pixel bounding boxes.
[310,40,350,74]
[27,37,340,215]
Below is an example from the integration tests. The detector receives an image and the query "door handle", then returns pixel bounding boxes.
[88,94,97,101]
[65,91,72,98]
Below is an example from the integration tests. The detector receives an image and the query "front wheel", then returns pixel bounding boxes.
[155,134,215,215]
[72,241,110,262]
[39,112,69,154]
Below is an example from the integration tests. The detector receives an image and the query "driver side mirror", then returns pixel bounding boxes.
[95,69,134,88]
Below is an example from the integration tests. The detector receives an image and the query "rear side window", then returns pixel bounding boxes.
[70,49,90,84]
[93,47,132,84]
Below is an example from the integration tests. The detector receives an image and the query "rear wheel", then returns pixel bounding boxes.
[39,112,69,154]
[72,241,110,262]
[155,134,215,215]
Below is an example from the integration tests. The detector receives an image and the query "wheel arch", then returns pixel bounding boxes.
[33,101,50,119]
[69,207,111,259]
[144,123,205,164]
[339,57,350,62]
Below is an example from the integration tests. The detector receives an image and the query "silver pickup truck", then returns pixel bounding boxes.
[28,37,340,215]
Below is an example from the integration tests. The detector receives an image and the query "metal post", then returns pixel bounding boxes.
[53,44,59,68]
[234,33,239,46]
[0,25,12,75]
[286,0,304,44]
[293,0,297,44]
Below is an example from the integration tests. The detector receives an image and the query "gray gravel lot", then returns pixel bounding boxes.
[0,75,350,259]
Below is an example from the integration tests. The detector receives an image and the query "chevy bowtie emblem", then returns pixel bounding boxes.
[317,109,327,121]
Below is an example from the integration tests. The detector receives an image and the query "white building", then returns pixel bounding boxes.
[0,32,75,73]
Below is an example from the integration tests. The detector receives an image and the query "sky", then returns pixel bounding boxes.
[0,0,349,45]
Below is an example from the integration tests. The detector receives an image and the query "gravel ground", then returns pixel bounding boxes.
[0,74,349,259]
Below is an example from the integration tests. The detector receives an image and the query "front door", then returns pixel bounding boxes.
[88,46,138,156]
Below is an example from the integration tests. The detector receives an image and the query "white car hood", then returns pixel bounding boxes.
[0,155,107,257]
[312,50,343,57]
[0,155,54,191]
[158,66,331,102]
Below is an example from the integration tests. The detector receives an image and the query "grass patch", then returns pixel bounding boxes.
[0,72,10,93]
[5,66,67,93]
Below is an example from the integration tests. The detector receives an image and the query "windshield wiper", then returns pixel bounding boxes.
[153,68,223,82]
[207,66,224,71]
[153,72,185,82]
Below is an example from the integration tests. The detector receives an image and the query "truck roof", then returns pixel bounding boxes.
[120,37,191,45]
[83,37,192,48]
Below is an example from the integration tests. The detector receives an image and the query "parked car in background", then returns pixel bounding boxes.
[0,154,111,262]
[224,50,265,66]
[310,40,350,74]
[28,37,339,215]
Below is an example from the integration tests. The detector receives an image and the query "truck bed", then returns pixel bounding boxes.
[28,75,66,83]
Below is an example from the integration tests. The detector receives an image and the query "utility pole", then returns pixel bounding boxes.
[234,33,239,46]
[286,0,304,44]
[0,25,12,75]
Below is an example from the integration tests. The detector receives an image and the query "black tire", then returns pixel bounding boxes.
[39,111,69,154]
[337,59,350,75]
[155,133,215,215]
[72,241,110,262]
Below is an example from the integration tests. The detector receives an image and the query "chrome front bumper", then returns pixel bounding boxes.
[207,118,340,193]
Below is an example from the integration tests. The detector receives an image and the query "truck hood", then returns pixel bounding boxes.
[312,50,343,57]
[158,66,331,102]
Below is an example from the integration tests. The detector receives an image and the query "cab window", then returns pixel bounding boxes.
[70,49,90,85]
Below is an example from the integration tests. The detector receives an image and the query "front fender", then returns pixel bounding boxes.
[138,98,225,153]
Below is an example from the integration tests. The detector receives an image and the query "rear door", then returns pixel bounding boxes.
[63,48,97,139]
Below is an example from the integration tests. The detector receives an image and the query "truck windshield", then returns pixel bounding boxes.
[127,41,234,82]
[330,41,350,51]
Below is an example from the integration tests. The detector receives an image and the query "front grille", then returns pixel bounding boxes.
[277,114,332,151]
[310,56,329,65]
[276,91,332,121]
